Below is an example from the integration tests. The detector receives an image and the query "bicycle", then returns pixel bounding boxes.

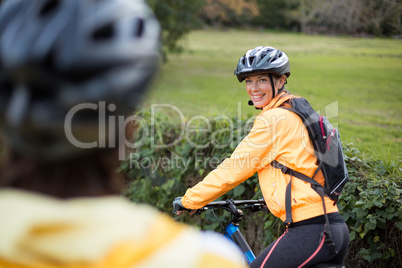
[174,199,345,268]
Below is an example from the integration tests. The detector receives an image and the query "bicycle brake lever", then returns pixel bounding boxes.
[193,209,202,215]
[248,203,267,212]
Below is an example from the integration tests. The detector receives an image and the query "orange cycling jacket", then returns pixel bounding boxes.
[181,92,338,223]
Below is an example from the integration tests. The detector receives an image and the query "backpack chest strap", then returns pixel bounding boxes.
[271,160,322,188]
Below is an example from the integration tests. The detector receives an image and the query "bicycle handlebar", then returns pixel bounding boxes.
[194,199,267,230]
[197,199,266,214]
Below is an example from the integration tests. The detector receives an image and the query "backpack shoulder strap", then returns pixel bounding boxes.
[271,160,322,227]
[271,160,338,254]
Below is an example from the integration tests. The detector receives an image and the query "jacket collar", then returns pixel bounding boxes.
[262,91,293,112]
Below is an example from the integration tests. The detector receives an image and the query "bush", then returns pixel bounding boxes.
[338,144,401,267]
[121,111,402,268]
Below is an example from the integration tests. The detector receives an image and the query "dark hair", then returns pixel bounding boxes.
[0,148,123,198]
[0,122,136,198]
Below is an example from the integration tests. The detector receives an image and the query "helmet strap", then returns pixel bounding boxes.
[269,73,276,100]
[269,74,286,100]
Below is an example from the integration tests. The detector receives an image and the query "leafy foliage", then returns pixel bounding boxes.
[252,0,299,30]
[122,111,402,268]
[145,0,204,57]
[338,144,402,267]
[292,0,402,36]
[196,0,402,36]
[199,0,260,27]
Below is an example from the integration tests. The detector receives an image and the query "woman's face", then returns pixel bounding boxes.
[244,74,286,108]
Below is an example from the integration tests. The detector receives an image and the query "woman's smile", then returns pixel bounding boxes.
[245,73,286,108]
[245,74,273,108]
[251,94,265,101]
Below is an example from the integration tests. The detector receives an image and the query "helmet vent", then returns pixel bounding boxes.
[92,23,114,41]
[31,84,56,102]
[134,18,144,37]
[43,49,56,70]
[0,78,14,100]
[248,56,255,65]
[39,0,60,17]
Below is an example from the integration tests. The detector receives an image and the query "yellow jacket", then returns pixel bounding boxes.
[0,189,244,268]
[182,93,338,223]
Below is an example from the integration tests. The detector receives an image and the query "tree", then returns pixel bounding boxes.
[252,0,299,30]
[199,0,260,27]
[146,0,204,57]
[295,0,402,36]
[361,0,402,36]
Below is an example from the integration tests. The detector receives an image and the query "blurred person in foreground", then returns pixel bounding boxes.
[0,0,244,267]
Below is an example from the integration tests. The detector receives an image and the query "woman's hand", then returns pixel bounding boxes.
[176,209,198,216]
[172,197,198,215]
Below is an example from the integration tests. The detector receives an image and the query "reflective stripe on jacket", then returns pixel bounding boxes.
[181,92,338,223]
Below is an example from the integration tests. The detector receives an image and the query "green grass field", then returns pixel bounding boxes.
[143,30,402,161]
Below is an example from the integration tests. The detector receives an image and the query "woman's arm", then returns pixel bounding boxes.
[181,111,288,209]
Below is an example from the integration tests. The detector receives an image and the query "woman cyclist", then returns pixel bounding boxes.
[173,46,350,267]
[0,0,244,267]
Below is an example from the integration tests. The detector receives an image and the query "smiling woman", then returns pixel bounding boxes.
[245,74,286,108]
[173,46,350,268]
[234,46,291,109]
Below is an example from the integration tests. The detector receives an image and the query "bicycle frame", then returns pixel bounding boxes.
[196,199,266,265]
[193,199,345,268]
[224,222,256,264]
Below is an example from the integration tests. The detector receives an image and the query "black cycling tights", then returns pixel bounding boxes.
[251,223,349,268]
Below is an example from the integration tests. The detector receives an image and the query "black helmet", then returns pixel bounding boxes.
[234,46,290,82]
[0,0,160,159]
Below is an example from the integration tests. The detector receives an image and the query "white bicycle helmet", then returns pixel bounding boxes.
[234,46,290,104]
[0,0,160,159]
[234,46,290,82]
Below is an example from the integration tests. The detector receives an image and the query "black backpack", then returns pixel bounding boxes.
[271,97,349,253]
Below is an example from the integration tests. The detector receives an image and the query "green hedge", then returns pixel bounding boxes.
[122,111,401,268]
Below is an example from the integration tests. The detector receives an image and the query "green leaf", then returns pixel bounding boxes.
[364,221,377,232]
[373,199,383,208]
[349,231,356,241]
[359,248,372,262]
[389,248,395,257]
[233,184,245,197]
[376,218,387,229]
[396,220,402,230]
[356,208,368,218]
[372,251,382,261]
[355,200,366,206]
